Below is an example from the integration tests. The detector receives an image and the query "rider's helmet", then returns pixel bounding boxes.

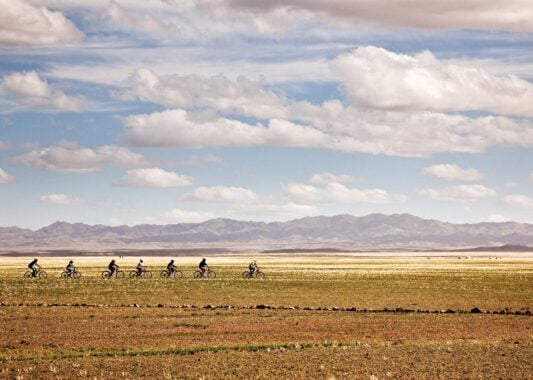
[111,259,115,263]
[170,259,174,263]
[69,260,73,263]
[140,259,143,263]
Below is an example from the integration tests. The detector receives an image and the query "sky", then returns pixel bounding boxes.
[0,0,532,229]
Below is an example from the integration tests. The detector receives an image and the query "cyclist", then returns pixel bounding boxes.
[28,258,40,278]
[65,260,76,277]
[248,260,258,276]
[166,259,176,276]
[108,259,119,277]
[199,258,208,278]
[136,259,145,276]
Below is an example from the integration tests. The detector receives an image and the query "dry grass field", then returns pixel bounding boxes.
[0,255,531,379]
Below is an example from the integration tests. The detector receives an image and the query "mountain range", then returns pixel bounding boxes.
[1,214,532,251]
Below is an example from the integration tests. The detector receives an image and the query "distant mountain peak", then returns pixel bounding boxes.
[1,213,531,250]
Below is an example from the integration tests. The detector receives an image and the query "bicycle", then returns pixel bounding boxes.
[101,269,125,279]
[61,270,81,279]
[242,269,265,279]
[160,268,183,279]
[193,268,216,279]
[129,269,153,279]
[23,269,47,279]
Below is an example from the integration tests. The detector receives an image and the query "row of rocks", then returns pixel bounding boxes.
[0,302,530,315]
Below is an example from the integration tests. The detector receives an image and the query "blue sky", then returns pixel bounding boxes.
[0,0,532,229]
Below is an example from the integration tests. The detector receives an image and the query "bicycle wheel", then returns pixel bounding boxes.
[255,271,265,280]
[193,270,202,279]
[116,271,125,279]
[129,271,138,278]
[38,271,47,279]
[160,270,169,278]
[101,270,111,279]
[61,271,68,279]
[144,271,153,279]
[175,270,183,279]
[23,271,33,279]
[242,271,251,279]
[207,270,216,279]
[73,271,81,279]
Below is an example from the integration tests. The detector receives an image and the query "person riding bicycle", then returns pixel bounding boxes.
[248,260,258,275]
[28,258,40,278]
[167,259,176,275]
[136,259,145,276]
[65,260,76,277]
[199,258,208,277]
[108,259,119,277]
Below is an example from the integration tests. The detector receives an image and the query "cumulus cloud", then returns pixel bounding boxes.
[185,186,259,203]
[0,168,13,183]
[40,193,79,205]
[105,1,180,36]
[502,194,533,210]
[123,109,328,149]
[0,0,83,46]
[284,181,406,204]
[199,0,533,32]
[2,71,84,112]
[122,107,533,157]
[122,69,288,120]
[422,164,485,181]
[13,141,149,173]
[309,172,357,185]
[485,214,511,223]
[141,208,214,224]
[284,174,405,204]
[418,184,497,202]
[333,46,533,117]
[119,167,193,188]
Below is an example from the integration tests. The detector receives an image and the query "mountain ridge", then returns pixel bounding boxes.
[1,213,532,250]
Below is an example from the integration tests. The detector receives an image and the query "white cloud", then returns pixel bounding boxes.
[502,194,533,210]
[119,167,193,188]
[105,1,180,36]
[122,107,533,157]
[309,172,357,185]
[40,193,78,205]
[200,0,533,32]
[141,208,214,224]
[333,46,533,117]
[418,184,497,202]
[284,181,406,204]
[422,164,485,181]
[485,214,511,223]
[0,168,13,183]
[185,186,258,203]
[2,71,84,112]
[0,0,83,46]
[122,69,289,120]
[123,109,328,149]
[13,141,149,173]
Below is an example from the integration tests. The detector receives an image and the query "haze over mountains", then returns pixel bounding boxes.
[1,214,532,251]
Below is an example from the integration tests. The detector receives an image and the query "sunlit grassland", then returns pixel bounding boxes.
[0,255,531,378]
[1,256,531,310]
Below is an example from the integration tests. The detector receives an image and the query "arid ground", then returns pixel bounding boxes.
[0,255,531,379]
